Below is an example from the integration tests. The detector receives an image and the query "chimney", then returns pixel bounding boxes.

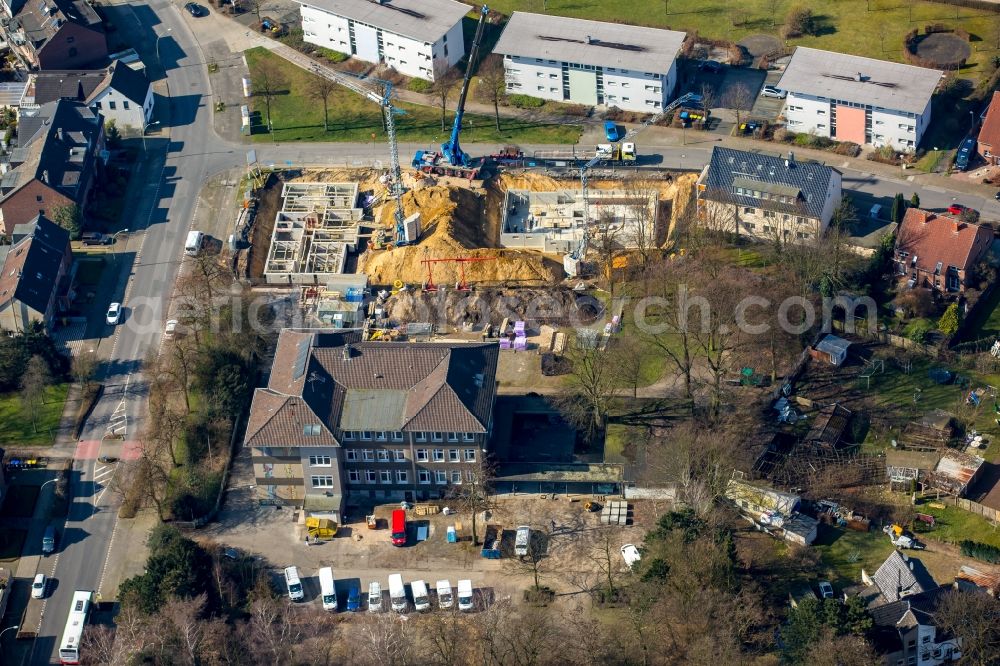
[342,343,352,361]
[56,128,63,141]
[787,151,795,166]
[41,169,48,183]
[909,561,914,571]
[953,219,962,233]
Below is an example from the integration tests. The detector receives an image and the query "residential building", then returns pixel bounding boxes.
[0,215,72,332]
[295,0,469,81]
[0,99,104,237]
[245,329,499,521]
[927,449,984,498]
[725,476,817,545]
[0,0,108,70]
[696,147,842,244]
[776,46,940,152]
[20,60,154,132]
[977,91,1000,165]
[894,207,992,294]
[862,550,936,606]
[493,12,684,113]
[868,588,961,666]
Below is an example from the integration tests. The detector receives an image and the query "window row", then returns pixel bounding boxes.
[341,431,475,442]
[344,449,408,462]
[415,448,477,463]
[346,470,410,484]
[341,469,473,485]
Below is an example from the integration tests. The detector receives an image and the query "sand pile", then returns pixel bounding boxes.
[360,185,563,287]
[385,287,604,329]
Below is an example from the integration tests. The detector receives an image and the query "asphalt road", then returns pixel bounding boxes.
[23,1,1000,663]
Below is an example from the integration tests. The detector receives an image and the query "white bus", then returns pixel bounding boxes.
[59,590,93,665]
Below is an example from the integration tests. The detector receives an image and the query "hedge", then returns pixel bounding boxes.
[508,94,545,109]
[960,539,1000,564]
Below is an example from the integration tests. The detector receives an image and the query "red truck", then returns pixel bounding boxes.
[390,509,407,546]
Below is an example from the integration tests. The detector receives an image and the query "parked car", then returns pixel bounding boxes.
[184,2,206,16]
[603,121,620,142]
[621,544,641,568]
[869,204,882,220]
[80,232,109,246]
[955,137,976,171]
[994,191,1000,201]
[164,319,180,338]
[106,302,122,325]
[97,455,118,464]
[31,573,47,599]
[818,581,834,599]
[948,203,971,216]
[760,85,786,99]
[346,586,361,611]
[698,60,722,73]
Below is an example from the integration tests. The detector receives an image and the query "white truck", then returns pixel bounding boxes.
[318,567,337,611]
[411,579,431,612]
[388,574,407,613]
[457,579,474,612]
[515,526,531,558]
[436,580,453,609]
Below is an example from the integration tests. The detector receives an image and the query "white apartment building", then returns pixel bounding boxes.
[493,12,685,113]
[777,47,941,153]
[297,0,470,81]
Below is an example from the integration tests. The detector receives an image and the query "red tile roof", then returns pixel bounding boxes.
[980,91,1000,152]
[895,207,992,275]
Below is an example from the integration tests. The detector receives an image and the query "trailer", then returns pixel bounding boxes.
[481,524,503,559]
[531,143,636,165]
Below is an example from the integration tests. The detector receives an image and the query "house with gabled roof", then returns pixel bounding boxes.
[868,587,962,666]
[0,214,72,332]
[862,550,937,606]
[245,329,499,520]
[696,146,842,245]
[976,91,1000,165]
[0,0,107,70]
[894,207,992,295]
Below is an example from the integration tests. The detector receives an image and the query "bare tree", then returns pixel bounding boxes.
[71,350,99,388]
[359,613,411,666]
[935,588,1000,666]
[621,176,661,268]
[722,83,754,130]
[878,23,889,53]
[248,594,299,665]
[163,594,208,666]
[451,456,496,546]
[476,54,506,132]
[553,335,619,443]
[431,60,461,132]
[639,260,699,409]
[591,209,626,296]
[503,525,551,590]
[587,525,623,598]
[252,59,288,134]
[309,75,339,132]
[20,355,50,433]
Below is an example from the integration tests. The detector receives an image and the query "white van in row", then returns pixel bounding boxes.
[411,580,431,612]
[185,230,205,256]
[284,566,304,602]
[318,566,337,611]
[457,579,474,612]
[368,581,382,612]
[436,580,453,609]
[388,574,407,612]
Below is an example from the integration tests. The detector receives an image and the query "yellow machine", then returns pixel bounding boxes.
[306,517,337,540]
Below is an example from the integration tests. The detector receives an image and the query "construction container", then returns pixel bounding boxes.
[306,517,337,539]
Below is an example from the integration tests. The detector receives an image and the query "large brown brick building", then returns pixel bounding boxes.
[0,0,107,70]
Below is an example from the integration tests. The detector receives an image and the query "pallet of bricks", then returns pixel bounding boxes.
[600,500,631,526]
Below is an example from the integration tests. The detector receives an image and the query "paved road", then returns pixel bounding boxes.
[22,1,1000,662]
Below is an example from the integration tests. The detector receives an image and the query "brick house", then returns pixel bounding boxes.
[245,329,499,522]
[0,0,107,70]
[696,146,842,245]
[0,214,73,332]
[0,99,104,237]
[894,207,993,294]
[978,91,1000,166]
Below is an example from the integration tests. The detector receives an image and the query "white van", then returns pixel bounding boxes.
[185,230,205,256]
[388,574,407,613]
[411,579,430,612]
[457,579,474,612]
[436,580,453,609]
[515,525,531,557]
[284,566,304,602]
[318,566,337,611]
[368,581,382,613]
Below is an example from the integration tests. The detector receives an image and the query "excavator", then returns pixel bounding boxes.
[412,5,490,179]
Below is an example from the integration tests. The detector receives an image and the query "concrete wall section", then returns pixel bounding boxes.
[871,108,919,152]
[604,68,666,112]
[784,93,832,138]
[301,6,351,53]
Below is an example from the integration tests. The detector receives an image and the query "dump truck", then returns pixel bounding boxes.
[481,524,503,559]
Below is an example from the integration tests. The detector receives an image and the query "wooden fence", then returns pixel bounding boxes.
[954,497,1000,524]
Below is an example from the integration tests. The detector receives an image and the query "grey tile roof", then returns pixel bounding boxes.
[14,0,102,52]
[776,46,941,115]
[296,0,470,44]
[868,587,950,655]
[246,329,499,448]
[0,214,68,316]
[700,146,838,220]
[100,60,150,105]
[870,551,935,604]
[494,12,685,73]
[244,392,339,448]
[30,70,106,105]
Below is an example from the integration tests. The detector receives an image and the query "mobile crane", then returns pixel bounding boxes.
[412,5,490,179]
[563,91,700,277]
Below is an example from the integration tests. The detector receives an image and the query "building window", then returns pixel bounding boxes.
[466,469,475,482]
[449,449,460,462]
[432,432,443,442]
[392,432,404,442]
[377,450,390,462]
[416,432,427,442]
[451,471,462,484]
[418,470,431,484]
[436,470,448,485]
[393,449,406,462]
[365,470,378,484]
[464,449,476,462]
[743,207,756,214]
[311,475,334,488]
[94,102,101,109]
[376,431,387,441]
[345,449,357,462]
[343,431,355,441]
[348,469,360,482]
[308,455,331,467]
[447,432,459,442]
[303,424,322,436]
[463,433,475,442]
[362,449,375,462]
[108,100,116,110]
[433,449,444,462]
[380,470,392,484]
[361,431,372,440]
[123,101,130,110]
[416,449,428,462]
[396,470,408,483]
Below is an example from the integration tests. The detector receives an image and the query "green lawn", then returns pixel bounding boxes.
[812,524,895,586]
[244,48,582,145]
[485,0,998,77]
[73,255,106,286]
[0,384,70,446]
[0,528,26,563]
[915,500,1000,549]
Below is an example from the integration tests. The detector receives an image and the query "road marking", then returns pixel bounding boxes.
[925,185,946,193]
[95,512,122,599]
[74,440,101,460]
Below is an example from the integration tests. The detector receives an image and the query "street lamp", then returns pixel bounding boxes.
[141,121,160,153]
[0,625,19,640]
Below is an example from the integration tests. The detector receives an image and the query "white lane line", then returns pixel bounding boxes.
[95,513,122,599]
